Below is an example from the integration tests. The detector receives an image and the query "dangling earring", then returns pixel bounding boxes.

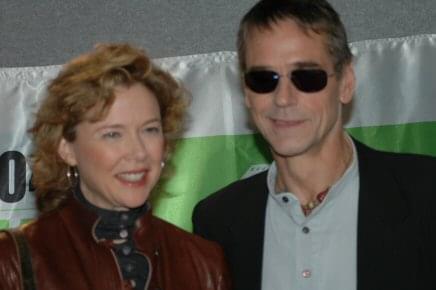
[66,166,79,186]
[161,161,165,168]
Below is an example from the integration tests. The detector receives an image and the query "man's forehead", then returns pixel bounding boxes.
[246,18,324,39]
[244,21,333,66]
[245,20,330,53]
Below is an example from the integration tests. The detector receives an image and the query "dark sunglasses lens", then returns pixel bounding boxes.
[291,69,328,93]
[244,71,279,93]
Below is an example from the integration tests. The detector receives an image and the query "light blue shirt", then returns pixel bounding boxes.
[262,140,359,290]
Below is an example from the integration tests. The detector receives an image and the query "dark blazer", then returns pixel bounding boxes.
[193,140,436,290]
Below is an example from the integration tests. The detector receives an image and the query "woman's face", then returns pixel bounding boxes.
[58,83,165,210]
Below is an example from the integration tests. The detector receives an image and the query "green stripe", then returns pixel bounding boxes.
[0,219,32,230]
[152,134,271,231]
[0,220,9,229]
[153,121,436,231]
[347,121,436,157]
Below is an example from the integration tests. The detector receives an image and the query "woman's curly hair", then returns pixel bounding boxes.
[29,43,188,212]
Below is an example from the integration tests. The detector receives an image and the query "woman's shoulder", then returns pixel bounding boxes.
[0,230,22,289]
[138,215,231,289]
[150,215,225,256]
[149,215,231,287]
[0,230,17,253]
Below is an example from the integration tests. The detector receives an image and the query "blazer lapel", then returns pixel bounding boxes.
[355,141,409,290]
[227,171,269,290]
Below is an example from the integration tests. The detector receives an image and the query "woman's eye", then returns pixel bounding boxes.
[145,126,161,133]
[102,131,121,139]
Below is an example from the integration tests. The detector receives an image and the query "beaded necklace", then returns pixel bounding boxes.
[301,188,329,216]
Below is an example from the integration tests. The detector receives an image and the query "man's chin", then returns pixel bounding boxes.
[270,143,308,159]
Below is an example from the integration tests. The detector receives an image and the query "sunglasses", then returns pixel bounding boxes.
[244,69,332,94]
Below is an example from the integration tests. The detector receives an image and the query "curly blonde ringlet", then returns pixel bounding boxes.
[29,43,188,213]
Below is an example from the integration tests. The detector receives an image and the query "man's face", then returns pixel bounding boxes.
[243,19,354,159]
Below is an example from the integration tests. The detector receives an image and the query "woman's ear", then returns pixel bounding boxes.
[57,138,77,166]
[163,140,170,164]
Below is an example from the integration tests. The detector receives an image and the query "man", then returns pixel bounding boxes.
[192,1,436,290]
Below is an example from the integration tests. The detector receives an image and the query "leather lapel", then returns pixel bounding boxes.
[355,140,409,290]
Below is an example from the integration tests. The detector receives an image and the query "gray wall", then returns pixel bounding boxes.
[1,0,436,67]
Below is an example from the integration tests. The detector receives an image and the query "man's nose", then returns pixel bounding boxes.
[273,77,299,107]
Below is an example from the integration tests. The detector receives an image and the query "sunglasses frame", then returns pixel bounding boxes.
[244,68,334,94]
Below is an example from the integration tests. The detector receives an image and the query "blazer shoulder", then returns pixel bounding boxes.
[197,170,268,209]
[355,140,436,192]
[355,139,436,169]
[384,151,436,168]
[192,170,268,235]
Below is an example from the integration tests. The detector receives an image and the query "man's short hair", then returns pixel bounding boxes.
[237,0,353,74]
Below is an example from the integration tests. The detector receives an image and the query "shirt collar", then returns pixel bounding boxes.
[267,135,359,208]
[73,184,149,240]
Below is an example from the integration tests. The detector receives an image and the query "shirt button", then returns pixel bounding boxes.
[130,279,137,287]
[125,263,135,272]
[282,196,289,203]
[121,213,129,221]
[119,229,128,239]
[302,269,312,278]
[302,226,310,234]
[122,245,132,255]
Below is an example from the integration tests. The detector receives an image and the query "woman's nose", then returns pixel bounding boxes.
[128,135,148,160]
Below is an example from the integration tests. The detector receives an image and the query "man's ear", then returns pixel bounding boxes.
[244,88,253,109]
[57,138,77,166]
[241,74,253,109]
[338,63,356,105]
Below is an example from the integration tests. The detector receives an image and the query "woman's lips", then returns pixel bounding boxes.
[116,170,149,186]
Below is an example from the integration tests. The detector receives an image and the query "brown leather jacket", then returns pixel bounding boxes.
[0,196,231,290]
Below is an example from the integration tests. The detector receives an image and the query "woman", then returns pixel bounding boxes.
[0,44,230,290]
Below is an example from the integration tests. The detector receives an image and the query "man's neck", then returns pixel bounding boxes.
[274,132,353,205]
